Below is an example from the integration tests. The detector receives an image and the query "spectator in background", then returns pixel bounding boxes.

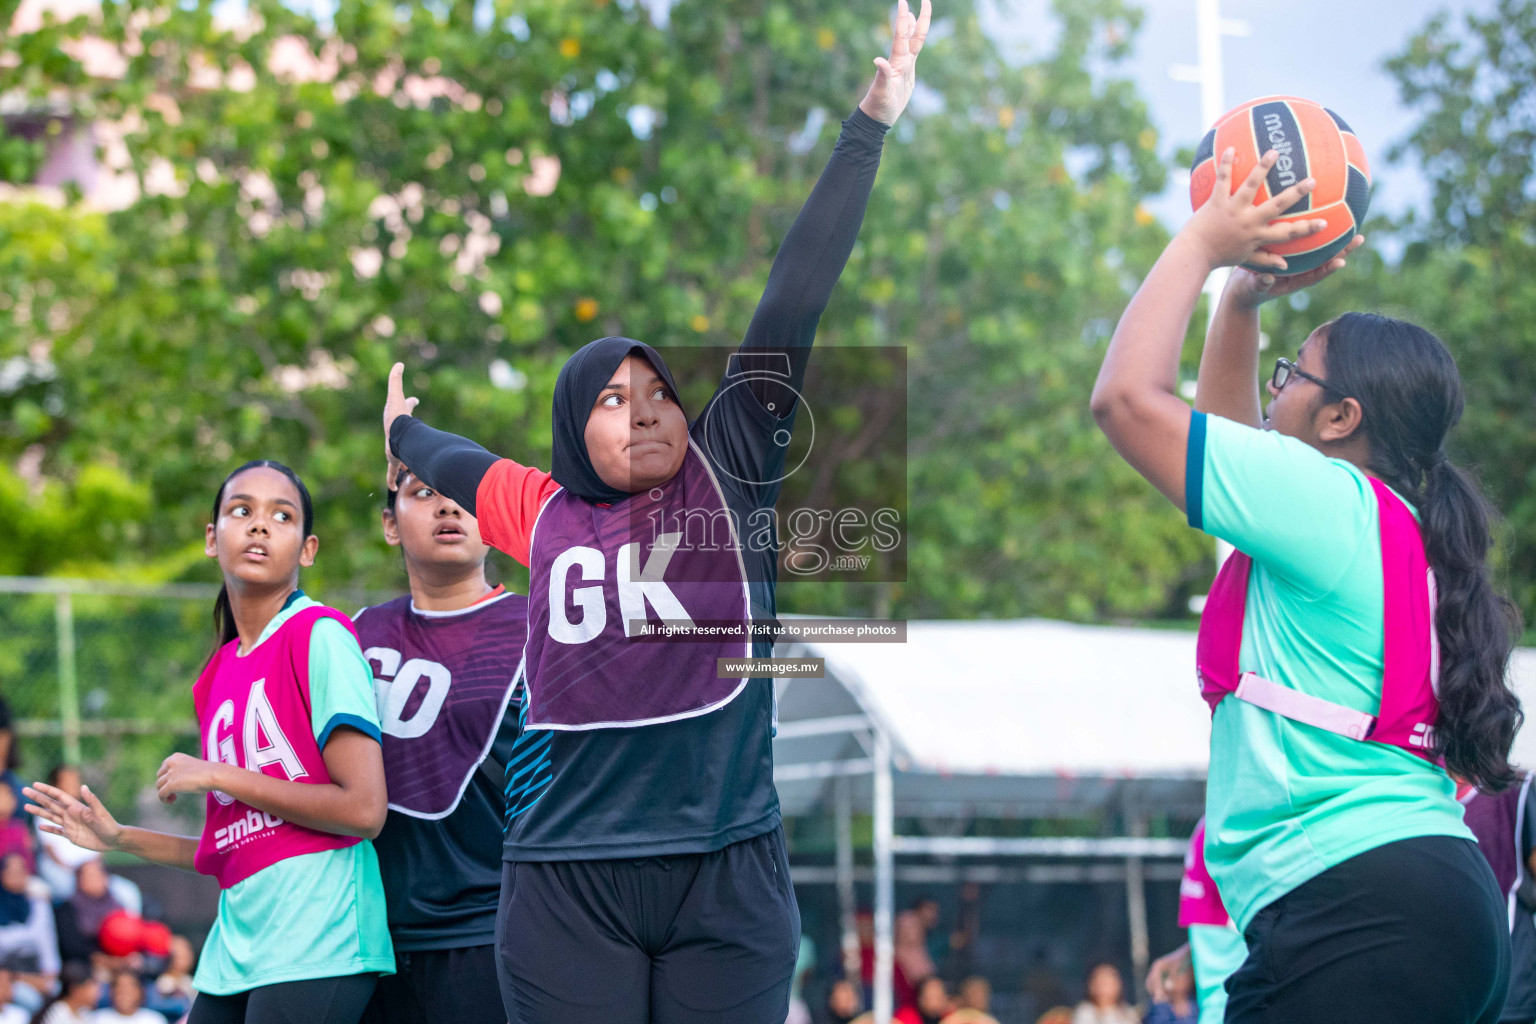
[858,910,916,1010]
[33,771,93,901]
[1072,964,1137,1024]
[817,978,863,1024]
[894,908,936,997]
[28,961,97,1024]
[938,976,1000,1023]
[955,977,991,1015]
[1034,1009,1074,1024]
[896,976,952,1024]
[0,854,58,1005]
[146,935,194,1021]
[0,968,28,1024]
[88,971,160,1024]
[1141,959,1197,1024]
[54,862,124,969]
[0,790,33,875]
[0,701,26,816]
[914,898,945,968]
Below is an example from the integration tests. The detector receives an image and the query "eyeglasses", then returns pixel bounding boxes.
[1271,357,1349,399]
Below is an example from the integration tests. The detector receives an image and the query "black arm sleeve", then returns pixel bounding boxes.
[738,108,889,412]
[388,415,501,517]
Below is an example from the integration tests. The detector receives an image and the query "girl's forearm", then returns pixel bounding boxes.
[1089,232,1213,508]
[116,827,199,872]
[1093,232,1212,415]
[209,765,383,840]
[1195,282,1263,427]
[388,416,499,517]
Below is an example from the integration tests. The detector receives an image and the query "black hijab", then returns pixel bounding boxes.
[551,336,686,504]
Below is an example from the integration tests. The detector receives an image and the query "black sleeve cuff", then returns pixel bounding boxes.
[388,414,417,459]
[843,107,892,145]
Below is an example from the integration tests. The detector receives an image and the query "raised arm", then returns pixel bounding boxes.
[383,363,499,514]
[382,364,557,565]
[1091,148,1321,509]
[738,1,929,413]
[1197,241,1363,427]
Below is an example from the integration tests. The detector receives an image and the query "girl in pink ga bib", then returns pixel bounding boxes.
[26,461,393,1024]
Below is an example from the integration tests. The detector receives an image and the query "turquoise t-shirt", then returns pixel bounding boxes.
[1187,412,1471,932]
[1189,923,1246,1024]
[194,593,395,995]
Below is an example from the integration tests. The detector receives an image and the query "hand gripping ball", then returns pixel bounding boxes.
[1190,95,1371,274]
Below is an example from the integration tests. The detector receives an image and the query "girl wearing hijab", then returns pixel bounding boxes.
[1092,148,1519,1021]
[381,7,930,1021]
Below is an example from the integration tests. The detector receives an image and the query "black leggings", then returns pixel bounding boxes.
[1225,835,1510,1023]
[189,974,378,1024]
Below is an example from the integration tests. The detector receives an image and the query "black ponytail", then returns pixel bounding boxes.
[1325,313,1524,791]
[209,460,315,650]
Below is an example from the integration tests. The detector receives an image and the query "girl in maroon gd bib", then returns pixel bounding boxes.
[27,462,394,1024]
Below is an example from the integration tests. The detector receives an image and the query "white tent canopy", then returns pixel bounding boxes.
[771,617,1536,1023]
[773,618,1536,809]
[773,619,1213,820]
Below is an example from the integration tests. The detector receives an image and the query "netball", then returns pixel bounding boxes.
[1189,96,1372,274]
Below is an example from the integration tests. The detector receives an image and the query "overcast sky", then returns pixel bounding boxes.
[270,0,1499,230]
[982,0,1499,227]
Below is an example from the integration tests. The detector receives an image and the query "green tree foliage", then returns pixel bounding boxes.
[1,0,1195,624]
[1260,0,1536,627]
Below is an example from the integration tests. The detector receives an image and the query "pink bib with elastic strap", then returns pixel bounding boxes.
[1195,477,1441,760]
[192,606,363,889]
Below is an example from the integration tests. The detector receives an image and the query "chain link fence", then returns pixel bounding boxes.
[0,577,387,831]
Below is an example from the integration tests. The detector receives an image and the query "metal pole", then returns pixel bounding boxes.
[872,729,895,1024]
[55,592,81,766]
[1194,0,1225,130]
[1125,815,1151,1013]
[1195,0,1235,567]
[835,775,860,981]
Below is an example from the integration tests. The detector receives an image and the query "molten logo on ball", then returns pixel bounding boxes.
[1190,95,1372,275]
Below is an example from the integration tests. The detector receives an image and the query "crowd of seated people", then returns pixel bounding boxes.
[0,697,196,1024]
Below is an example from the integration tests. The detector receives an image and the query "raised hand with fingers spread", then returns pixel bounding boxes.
[24,781,120,853]
[1184,147,1329,273]
[859,0,932,126]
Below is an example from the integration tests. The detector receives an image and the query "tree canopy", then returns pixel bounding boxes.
[2,0,1199,624]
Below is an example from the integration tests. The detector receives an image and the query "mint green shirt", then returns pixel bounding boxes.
[193,594,394,995]
[1188,923,1245,1024]
[1188,413,1470,932]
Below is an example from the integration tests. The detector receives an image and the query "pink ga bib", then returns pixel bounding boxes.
[192,606,362,888]
[1196,477,1441,760]
[1178,818,1231,928]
